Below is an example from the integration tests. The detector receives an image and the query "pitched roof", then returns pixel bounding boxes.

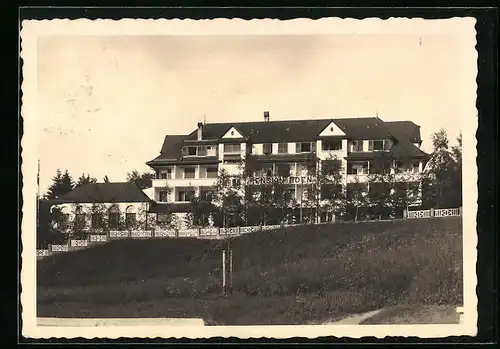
[184,119,333,143]
[147,116,428,166]
[383,121,422,144]
[333,117,393,140]
[50,183,152,204]
[146,135,186,165]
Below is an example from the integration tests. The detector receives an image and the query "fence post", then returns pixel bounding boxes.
[197,228,201,238]
[459,206,463,216]
[237,226,241,235]
[403,209,407,219]
[222,249,227,295]
[430,208,435,218]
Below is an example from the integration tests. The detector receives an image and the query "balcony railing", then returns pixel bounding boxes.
[152,177,217,188]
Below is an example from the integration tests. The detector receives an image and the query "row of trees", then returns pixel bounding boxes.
[179,129,462,227]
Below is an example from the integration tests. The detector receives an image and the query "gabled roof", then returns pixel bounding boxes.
[184,119,333,143]
[333,117,393,140]
[147,116,428,166]
[146,135,186,166]
[383,121,422,144]
[50,183,152,204]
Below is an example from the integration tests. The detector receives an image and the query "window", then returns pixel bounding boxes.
[74,213,86,228]
[263,143,272,155]
[224,143,241,153]
[91,213,104,228]
[108,206,120,229]
[347,162,368,175]
[156,213,170,223]
[276,163,291,177]
[297,142,314,153]
[278,143,288,154]
[368,140,385,151]
[160,169,172,179]
[321,184,343,199]
[126,213,136,228]
[184,168,195,179]
[198,146,207,156]
[409,162,420,173]
[187,146,197,156]
[206,167,218,178]
[322,160,342,176]
[352,140,363,152]
[322,140,342,151]
[177,189,195,202]
[159,189,169,202]
[231,178,241,187]
[125,206,137,229]
[200,189,215,201]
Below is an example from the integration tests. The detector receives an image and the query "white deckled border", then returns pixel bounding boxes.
[20,16,478,339]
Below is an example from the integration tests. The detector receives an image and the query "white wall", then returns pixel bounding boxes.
[51,201,150,230]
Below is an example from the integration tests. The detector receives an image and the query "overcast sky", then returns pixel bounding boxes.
[37,32,474,194]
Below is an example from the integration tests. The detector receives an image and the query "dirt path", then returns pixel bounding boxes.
[325,309,385,325]
[37,317,205,327]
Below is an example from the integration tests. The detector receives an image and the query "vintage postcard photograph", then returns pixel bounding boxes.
[20,17,478,339]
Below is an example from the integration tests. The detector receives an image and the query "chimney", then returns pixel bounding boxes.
[197,122,203,140]
[264,111,270,122]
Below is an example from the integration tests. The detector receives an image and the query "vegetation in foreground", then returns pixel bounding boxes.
[37,217,463,325]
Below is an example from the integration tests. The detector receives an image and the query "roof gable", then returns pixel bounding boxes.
[319,121,347,137]
[221,126,245,139]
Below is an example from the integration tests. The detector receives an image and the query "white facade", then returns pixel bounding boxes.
[147,119,427,209]
[50,201,151,232]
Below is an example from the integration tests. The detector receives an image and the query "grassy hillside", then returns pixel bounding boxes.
[37,217,463,325]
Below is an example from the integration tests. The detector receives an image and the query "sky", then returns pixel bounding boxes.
[37,32,474,194]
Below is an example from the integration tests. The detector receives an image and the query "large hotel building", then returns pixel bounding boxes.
[144,112,429,223]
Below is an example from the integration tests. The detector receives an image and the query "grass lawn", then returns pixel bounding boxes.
[360,304,460,324]
[37,217,463,325]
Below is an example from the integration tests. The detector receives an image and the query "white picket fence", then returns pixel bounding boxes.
[37,208,461,258]
[407,207,462,219]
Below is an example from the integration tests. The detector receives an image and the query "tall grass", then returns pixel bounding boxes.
[37,217,463,324]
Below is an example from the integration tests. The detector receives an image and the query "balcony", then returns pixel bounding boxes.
[346,172,422,183]
[152,177,217,188]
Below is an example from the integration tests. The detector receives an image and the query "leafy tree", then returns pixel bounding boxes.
[45,169,74,199]
[367,152,395,219]
[345,177,369,222]
[316,155,346,222]
[126,169,154,189]
[75,173,97,187]
[214,168,244,228]
[422,129,462,208]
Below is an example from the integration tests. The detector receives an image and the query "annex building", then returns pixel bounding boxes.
[144,112,430,224]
